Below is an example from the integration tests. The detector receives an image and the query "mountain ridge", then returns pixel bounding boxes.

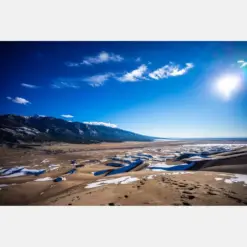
[0,114,161,144]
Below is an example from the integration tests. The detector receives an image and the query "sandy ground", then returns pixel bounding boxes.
[0,140,247,206]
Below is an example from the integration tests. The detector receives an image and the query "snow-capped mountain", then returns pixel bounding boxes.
[0,114,156,144]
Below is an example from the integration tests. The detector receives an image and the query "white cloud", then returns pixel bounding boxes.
[51,79,80,89]
[237,60,247,68]
[82,51,123,65]
[117,64,148,82]
[61,114,74,118]
[21,83,39,89]
[149,62,194,80]
[84,73,113,87]
[65,62,80,67]
[135,57,141,62]
[84,121,117,128]
[7,96,31,105]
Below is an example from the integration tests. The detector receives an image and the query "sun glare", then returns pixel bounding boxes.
[216,75,241,100]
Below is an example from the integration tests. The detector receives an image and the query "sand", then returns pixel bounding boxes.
[0,140,247,205]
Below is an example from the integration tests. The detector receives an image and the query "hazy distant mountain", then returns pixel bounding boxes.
[0,114,157,144]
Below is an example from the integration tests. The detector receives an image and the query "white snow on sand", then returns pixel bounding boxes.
[181,144,247,155]
[0,184,8,188]
[164,171,195,175]
[1,167,24,176]
[0,184,9,190]
[147,162,186,169]
[223,174,247,185]
[185,156,213,161]
[0,168,46,178]
[41,159,49,164]
[0,172,26,178]
[143,171,195,180]
[85,176,140,189]
[34,177,53,182]
[121,177,140,184]
[48,164,60,170]
[145,174,158,180]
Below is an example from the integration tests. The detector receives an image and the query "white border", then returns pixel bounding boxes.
[1,0,247,246]
[0,0,247,40]
[1,206,247,247]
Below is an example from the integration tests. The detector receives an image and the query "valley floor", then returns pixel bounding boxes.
[0,140,247,205]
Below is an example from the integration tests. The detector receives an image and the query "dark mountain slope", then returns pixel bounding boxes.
[0,114,157,144]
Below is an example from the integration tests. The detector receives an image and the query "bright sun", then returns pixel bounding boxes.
[216,75,241,100]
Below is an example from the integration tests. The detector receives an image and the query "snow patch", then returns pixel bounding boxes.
[148,162,195,171]
[84,122,117,128]
[48,164,60,171]
[16,127,40,135]
[215,177,223,181]
[85,176,140,188]
[1,167,24,176]
[145,174,157,180]
[163,171,195,175]
[223,174,247,185]
[41,159,49,163]
[0,184,8,188]
[0,167,46,178]
[35,177,53,182]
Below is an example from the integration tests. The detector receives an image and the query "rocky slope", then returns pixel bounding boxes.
[0,114,156,144]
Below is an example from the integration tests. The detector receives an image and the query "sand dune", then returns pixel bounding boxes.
[1,141,247,205]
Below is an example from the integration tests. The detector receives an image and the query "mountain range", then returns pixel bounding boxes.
[0,114,158,144]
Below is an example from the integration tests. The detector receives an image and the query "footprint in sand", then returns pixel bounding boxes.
[182,201,191,206]
[178,184,187,188]
[223,193,246,204]
[183,190,193,194]
[207,190,219,196]
[187,186,195,190]
[172,203,182,206]
[181,194,195,200]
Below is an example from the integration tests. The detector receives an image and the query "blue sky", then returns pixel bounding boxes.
[1,41,247,138]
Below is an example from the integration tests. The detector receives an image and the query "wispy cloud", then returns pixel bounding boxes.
[21,83,39,89]
[82,51,123,65]
[84,73,113,87]
[135,57,141,62]
[65,51,124,67]
[117,64,148,82]
[61,114,74,118]
[149,62,194,80]
[237,60,247,68]
[7,96,31,105]
[51,79,80,89]
[65,62,80,67]
[84,121,117,128]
